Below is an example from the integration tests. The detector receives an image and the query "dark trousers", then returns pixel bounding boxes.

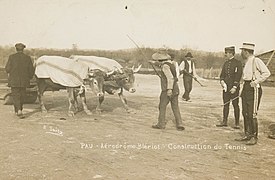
[182,76,193,100]
[157,91,183,128]
[241,82,262,138]
[222,89,240,125]
[11,87,26,113]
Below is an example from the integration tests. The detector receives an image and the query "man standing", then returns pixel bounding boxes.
[151,50,185,131]
[235,43,270,145]
[179,52,198,102]
[5,43,34,118]
[216,46,242,129]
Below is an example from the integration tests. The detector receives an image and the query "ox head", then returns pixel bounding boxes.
[84,69,107,97]
[111,65,142,93]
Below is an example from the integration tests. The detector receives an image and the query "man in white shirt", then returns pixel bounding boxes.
[179,52,198,102]
[235,43,270,145]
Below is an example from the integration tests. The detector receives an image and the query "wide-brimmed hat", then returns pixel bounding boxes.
[15,43,26,50]
[240,43,255,51]
[152,52,171,61]
[225,46,235,53]
[185,52,193,58]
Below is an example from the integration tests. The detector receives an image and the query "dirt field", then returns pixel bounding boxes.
[0,74,274,180]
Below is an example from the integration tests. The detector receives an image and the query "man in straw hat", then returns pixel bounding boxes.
[150,50,185,131]
[5,43,34,119]
[235,43,270,145]
[216,46,242,129]
[179,52,199,102]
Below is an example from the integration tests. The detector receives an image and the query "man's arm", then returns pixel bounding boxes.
[5,56,12,73]
[179,61,185,75]
[254,58,271,84]
[220,63,225,82]
[219,63,227,91]
[233,60,243,88]
[28,56,35,79]
[162,64,174,90]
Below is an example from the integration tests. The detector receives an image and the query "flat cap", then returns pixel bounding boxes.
[15,43,26,49]
[225,46,235,53]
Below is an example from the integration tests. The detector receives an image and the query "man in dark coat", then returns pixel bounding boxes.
[216,46,243,128]
[5,43,34,118]
[150,50,185,131]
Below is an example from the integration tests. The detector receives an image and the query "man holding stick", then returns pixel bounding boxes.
[216,46,242,129]
[235,43,270,145]
[150,50,185,131]
[179,52,199,102]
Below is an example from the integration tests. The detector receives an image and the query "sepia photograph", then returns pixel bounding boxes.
[0,0,275,179]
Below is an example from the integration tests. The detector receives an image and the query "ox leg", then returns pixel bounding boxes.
[38,92,47,113]
[118,88,134,113]
[67,88,76,116]
[79,91,92,115]
[73,89,81,112]
[37,80,47,113]
[96,95,105,113]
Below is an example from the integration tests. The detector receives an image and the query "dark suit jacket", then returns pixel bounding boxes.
[5,52,34,87]
[159,61,179,95]
[220,57,243,90]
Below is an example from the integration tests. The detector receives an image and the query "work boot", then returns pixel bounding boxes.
[216,123,228,127]
[216,119,228,127]
[233,125,240,129]
[152,124,165,129]
[17,110,25,119]
[234,136,251,141]
[268,134,275,139]
[246,137,257,145]
[176,126,185,131]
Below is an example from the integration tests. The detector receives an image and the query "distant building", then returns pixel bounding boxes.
[256,50,275,86]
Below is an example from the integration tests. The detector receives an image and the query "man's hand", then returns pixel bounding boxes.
[220,80,227,92]
[149,60,160,66]
[229,87,236,94]
[149,60,155,64]
[167,89,173,97]
[250,81,258,88]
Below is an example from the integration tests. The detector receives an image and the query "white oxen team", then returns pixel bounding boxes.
[35,55,108,116]
[70,55,141,113]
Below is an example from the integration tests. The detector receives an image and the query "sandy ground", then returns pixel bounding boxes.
[0,74,275,180]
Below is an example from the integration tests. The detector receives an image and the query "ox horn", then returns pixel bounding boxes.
[88,70,95,77]
[114,66,123,74]
[133,64,142,73]
[106,69,115,76]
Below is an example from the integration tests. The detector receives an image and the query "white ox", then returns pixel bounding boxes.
[35,56,110,116]
[70,55,141,113]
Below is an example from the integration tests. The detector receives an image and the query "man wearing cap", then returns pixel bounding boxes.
[216,46,242,129]
[235,43,270,145]
[5,43,34,119]
[150,50,185,131]
[179,52,198,102]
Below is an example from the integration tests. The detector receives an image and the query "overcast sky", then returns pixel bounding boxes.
[0,0,274,53]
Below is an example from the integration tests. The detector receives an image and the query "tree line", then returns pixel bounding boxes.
[1,45,241,70]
